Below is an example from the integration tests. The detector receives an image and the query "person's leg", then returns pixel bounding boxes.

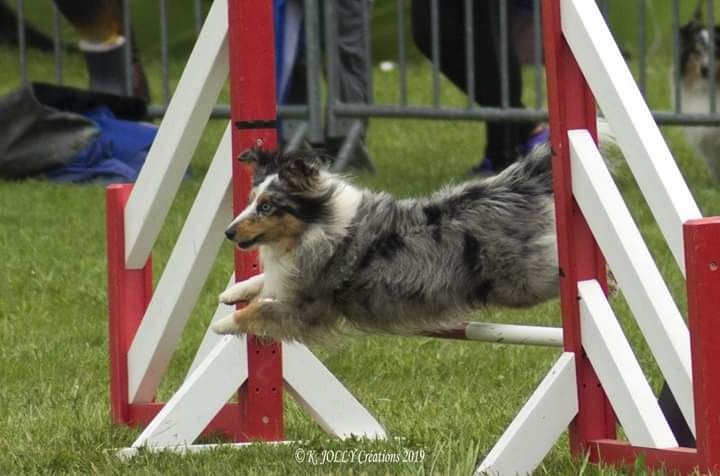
[479,1,535,171]
[333,0,371,107]
[326,0,372,155]
[410,0,465,88]
[411,0,536,172]
[53,0,149,100]
[286,0,371,113]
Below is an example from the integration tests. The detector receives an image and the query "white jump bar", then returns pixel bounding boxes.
[426,322,563,347]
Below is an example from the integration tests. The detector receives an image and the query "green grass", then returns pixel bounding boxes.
[2,1,720,475]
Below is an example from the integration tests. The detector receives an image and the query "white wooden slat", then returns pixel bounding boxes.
[282,342,387,439]
[124,0,229,269]
[131,335,248,448]
[569,130,695,436]
[579,280,677,448]
[188,273,236,376]
[561,0,701,274]
[128,125,233,403]
[476,353,578,476]
[189,296,387,439]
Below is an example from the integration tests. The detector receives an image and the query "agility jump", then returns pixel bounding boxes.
[105,0,720,473]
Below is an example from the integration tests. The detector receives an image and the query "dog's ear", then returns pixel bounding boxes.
[279,156,321,191]
[238,147,276,166]
[239,147,281,185]
[693,0,704,22]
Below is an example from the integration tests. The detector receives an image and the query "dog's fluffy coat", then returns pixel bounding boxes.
[213,145,558,343]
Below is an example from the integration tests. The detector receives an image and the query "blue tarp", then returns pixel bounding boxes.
[47,106,157,184]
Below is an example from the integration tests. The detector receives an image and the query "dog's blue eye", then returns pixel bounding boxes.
[258,202,274,214]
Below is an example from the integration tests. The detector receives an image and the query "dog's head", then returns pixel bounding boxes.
[224,148,334,252]
[680,6,720,88]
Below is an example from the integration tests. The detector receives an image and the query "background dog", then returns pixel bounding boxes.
[677,7,720,180]
[212,146,558,343]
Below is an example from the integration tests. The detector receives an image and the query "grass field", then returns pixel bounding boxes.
[1,1,719,475]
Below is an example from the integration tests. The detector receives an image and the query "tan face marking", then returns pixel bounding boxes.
[227,201,306,253]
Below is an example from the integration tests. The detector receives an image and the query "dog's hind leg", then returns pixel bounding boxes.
[218,273,265,305]
[212,298,270,335]
[211,297,283,334]
[212,298,313,342]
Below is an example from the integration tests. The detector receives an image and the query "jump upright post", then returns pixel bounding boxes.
[226,0,283,442]
[542,0,616,455]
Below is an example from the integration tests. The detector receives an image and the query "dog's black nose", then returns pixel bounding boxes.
[225,228,236,240]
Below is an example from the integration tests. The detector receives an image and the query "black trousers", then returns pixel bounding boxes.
[411,0,535,171]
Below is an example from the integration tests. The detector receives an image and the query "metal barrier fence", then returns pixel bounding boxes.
[8,0,720,165]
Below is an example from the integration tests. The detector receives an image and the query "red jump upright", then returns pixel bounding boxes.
[106,184,153,425]
[227,0,284,442]
[541,0,616,456]
[106,0,284,443]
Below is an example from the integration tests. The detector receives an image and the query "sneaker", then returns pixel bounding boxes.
[467,157,495,177]
[521,125,550,155]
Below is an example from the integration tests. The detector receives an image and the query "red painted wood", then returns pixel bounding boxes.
[227,0,284,441]
[684,218,720,474]
[419,322,469,340]
[588,440,698,474]
[128,403,247,441]
[106,184,153,424]
[541,0,615,456]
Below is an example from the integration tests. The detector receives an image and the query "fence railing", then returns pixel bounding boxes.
[7,0,720,151]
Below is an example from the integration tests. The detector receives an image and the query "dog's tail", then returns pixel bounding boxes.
[494,142,555,195]
[512,116,618,184]
[493,117,619,196]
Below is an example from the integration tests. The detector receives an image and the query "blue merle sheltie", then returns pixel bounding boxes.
[677,5,720,180]
[212,145,558,343]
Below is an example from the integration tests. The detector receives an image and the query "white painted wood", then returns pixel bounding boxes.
[131,336,248,448]
[561,0,701,275]
[128,125,233,403]
[463,322,563,347]
[569,130,695,436]
[578,280,677,448]
[190,299,387,439]
[117,440,293,459]
[476,353,578,476]
[124,0,229,269]
[188,273,236,376]
[282,341,387,439]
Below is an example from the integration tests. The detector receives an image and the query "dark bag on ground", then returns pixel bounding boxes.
[0,83,152,182]
[0,84,97,178]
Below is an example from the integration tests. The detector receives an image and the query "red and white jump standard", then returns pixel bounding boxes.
[106,0,384,457]
[505,0,719,473]
[473,0,719,472]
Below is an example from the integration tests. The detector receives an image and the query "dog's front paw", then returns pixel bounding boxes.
[218,286,246,306]
[212,314,241,335]
[218,275,264,305]
[218,285,257,305]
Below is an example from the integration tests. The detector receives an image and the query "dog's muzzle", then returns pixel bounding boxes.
[225,226,261,249]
